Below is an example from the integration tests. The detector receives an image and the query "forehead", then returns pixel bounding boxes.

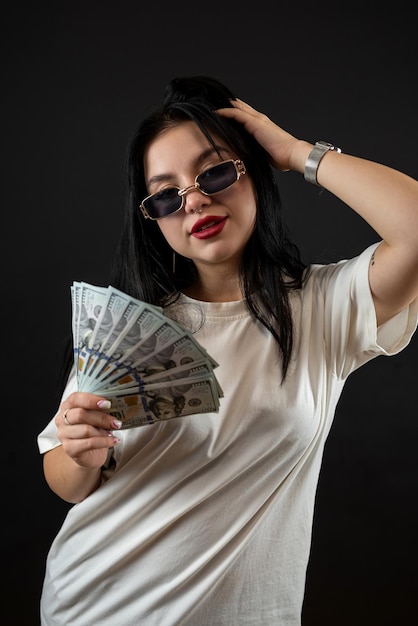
[144,121,226,174]
[155,399,173,407]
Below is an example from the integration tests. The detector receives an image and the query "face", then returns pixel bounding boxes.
[143,121,257,275]
[153,400,177,419]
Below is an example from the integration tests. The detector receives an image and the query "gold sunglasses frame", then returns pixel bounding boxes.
[140,159,246,220]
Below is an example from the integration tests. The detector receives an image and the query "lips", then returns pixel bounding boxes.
[191,215,227,239]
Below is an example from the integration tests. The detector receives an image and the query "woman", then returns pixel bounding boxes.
[37,76,418,625]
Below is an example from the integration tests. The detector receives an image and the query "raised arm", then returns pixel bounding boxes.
[218,99,418,326]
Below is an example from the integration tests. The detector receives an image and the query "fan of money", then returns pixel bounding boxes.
[71,281,223,429]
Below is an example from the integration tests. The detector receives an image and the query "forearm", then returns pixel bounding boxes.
[291,140,418,251]
[289,141,418,323]
[43,445,102,504]
[219,100,418,252]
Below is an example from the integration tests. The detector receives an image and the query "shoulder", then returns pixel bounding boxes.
[301,243,380,299]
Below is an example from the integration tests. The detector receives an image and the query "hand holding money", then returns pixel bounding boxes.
[71,281,223,428]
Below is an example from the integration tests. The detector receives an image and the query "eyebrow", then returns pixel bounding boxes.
[146,145,229,189]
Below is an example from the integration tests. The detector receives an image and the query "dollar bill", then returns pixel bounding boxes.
[74,282,109,374]
[103,378,221,429]
[78,287,155,390]
[89,309,180,389]
[102,360,224,397]
[70,281,223,424]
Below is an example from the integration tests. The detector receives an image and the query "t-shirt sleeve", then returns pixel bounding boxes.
[307,242,418,379]
[37,368,78,454]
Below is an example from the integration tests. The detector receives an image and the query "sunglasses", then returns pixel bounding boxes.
[140,159,246,220]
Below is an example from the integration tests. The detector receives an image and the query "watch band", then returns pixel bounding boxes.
[304,141,342,186]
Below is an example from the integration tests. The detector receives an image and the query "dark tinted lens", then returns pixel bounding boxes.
[143,187,182,219]
[197,161,237,194]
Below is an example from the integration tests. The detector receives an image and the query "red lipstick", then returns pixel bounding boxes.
[191,215,227,239]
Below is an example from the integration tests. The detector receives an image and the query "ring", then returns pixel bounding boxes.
[63,408,72,426]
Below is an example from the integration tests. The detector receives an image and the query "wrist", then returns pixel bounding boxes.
[304,141,342,186]
[288,140,313,174]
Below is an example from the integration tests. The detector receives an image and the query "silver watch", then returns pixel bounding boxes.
[304,141,342,186]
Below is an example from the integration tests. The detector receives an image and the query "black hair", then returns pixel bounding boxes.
[58,75,306,395]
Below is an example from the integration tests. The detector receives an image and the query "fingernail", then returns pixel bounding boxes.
[113,437,120,445]
[110,419,122,430]
[97,399,112,409]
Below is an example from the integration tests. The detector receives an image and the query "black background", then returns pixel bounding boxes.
[2,3,417,625]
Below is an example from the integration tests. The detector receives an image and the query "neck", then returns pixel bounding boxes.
[183,264,243,303]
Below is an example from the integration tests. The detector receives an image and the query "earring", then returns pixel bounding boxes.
[172,250,176,274]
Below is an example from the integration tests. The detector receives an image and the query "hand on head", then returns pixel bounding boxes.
[217,98,300,172]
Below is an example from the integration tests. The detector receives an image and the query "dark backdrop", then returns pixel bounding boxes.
[2,3,417,625]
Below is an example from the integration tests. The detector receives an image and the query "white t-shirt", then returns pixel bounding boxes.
[37,243,418,626]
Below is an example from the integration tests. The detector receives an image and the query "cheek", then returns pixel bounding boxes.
[239,180,257,221]
[157,220,179,246]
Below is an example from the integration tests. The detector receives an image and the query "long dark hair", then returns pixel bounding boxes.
[58,76,306,395]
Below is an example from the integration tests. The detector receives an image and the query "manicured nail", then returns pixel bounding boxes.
[97,399,112,409]
[113,437,120,445]
[110,419,123,430]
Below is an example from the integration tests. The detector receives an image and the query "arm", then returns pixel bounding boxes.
[43,393,121,503]
[43,445,103,504]
[218,100,418,326]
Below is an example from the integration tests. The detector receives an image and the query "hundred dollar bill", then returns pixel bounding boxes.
[70,281,223,422]
[70,283,81,370]
[77,286,158,390]
[103,378,221,429]
[87,302,145,382]
[74,282,108,375]
[96,329,219,391]
[102,360,224,398]
[96,319,186,387]
[86,304,173,390]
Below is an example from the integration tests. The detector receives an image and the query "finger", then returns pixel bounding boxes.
[66,391,115,412]
[231,98,258,112]
[61,431,121,465]
[218,98,261,116]
[64,425,120,445]
[57,421,122,461]
[61,408,119,430]
[63,407,73,425]
[59,394,122,432]
[60,405,122,431]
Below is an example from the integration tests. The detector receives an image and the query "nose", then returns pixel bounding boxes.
[180,183,210,215]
